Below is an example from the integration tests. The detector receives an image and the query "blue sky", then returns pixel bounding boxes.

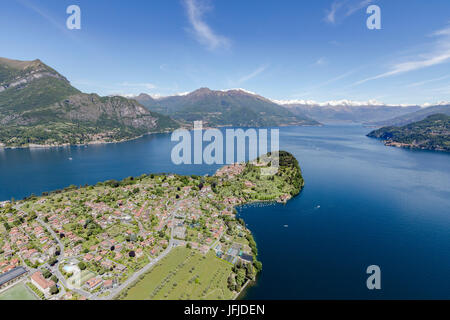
[1,0,450,105]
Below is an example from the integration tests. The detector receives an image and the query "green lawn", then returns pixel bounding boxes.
[121,247,234,300]
[0,283,38,300]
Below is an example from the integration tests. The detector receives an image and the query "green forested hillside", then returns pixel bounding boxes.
[0,57,178,147]
[367,114,450,152]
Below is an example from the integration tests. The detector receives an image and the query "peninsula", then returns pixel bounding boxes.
[367,114,450,152]
[0,151,303,300]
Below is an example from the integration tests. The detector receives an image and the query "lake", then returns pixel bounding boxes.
[1,125,449,299]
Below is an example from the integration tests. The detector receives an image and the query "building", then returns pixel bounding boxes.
[0,266,27,289]
[31,271,55,295]
[0,201,10,208]
[103,279,114,289]
[86,277,102,290]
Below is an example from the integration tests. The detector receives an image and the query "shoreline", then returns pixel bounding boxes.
[0,130,173,150]
[0,122,322,150]
[116,168,303,300]
[233,278,253,300]
[1,148,303,300]
[383,140,448,153]
[233,269,265,300]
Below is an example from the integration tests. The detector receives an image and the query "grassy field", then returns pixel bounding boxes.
[0,283,38,300]
[121,247,234,300]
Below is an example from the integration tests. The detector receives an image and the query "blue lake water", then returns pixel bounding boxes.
[1,125,449,299]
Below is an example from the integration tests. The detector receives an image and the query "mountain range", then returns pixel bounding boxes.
[1,56,449,148]
[0,57,178,147]
[278,100,422,124]
[137,90,450,128]
[367,104,450,127]
[135,88,319,127]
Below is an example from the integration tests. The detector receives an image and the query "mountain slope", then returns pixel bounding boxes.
[367,114,450,152]
[136,88,319,127]
[281,101,421,124]
[0,57,178,147]
[368,104,450,127]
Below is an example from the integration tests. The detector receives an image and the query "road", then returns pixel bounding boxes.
[99,200,184,300]
[37,217,93,299]
[32,198,224,300]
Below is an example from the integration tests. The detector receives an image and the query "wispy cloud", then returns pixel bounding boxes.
[291,68,359,98]
[314,57,328,66]
[15,0,77,39]
[325,1,344,24]
[325,0,374,25]
[353,24,450,86]
[353,54,450,86]
[346,0,373,17]
[316,69,358,87]
[432,25,450,37]
[184,0,230,50]
[405,75,450,88]
[232,65,268,86]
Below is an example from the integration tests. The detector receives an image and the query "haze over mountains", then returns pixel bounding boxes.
[368,104,450,127]
[278,100,422,124]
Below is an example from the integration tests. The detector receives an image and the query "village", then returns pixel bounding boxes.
[0,152,302,300]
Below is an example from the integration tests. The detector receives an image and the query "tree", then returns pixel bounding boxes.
[236,268,246,287]
[42,269,52,279]
[50,285,59,295]
[48,258,58,266]
[245,263,254,279]
[227,274,235,291]
[253,260,262,272]
[78,262,86,270]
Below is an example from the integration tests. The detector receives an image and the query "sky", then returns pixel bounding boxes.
[1,0,450,105]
